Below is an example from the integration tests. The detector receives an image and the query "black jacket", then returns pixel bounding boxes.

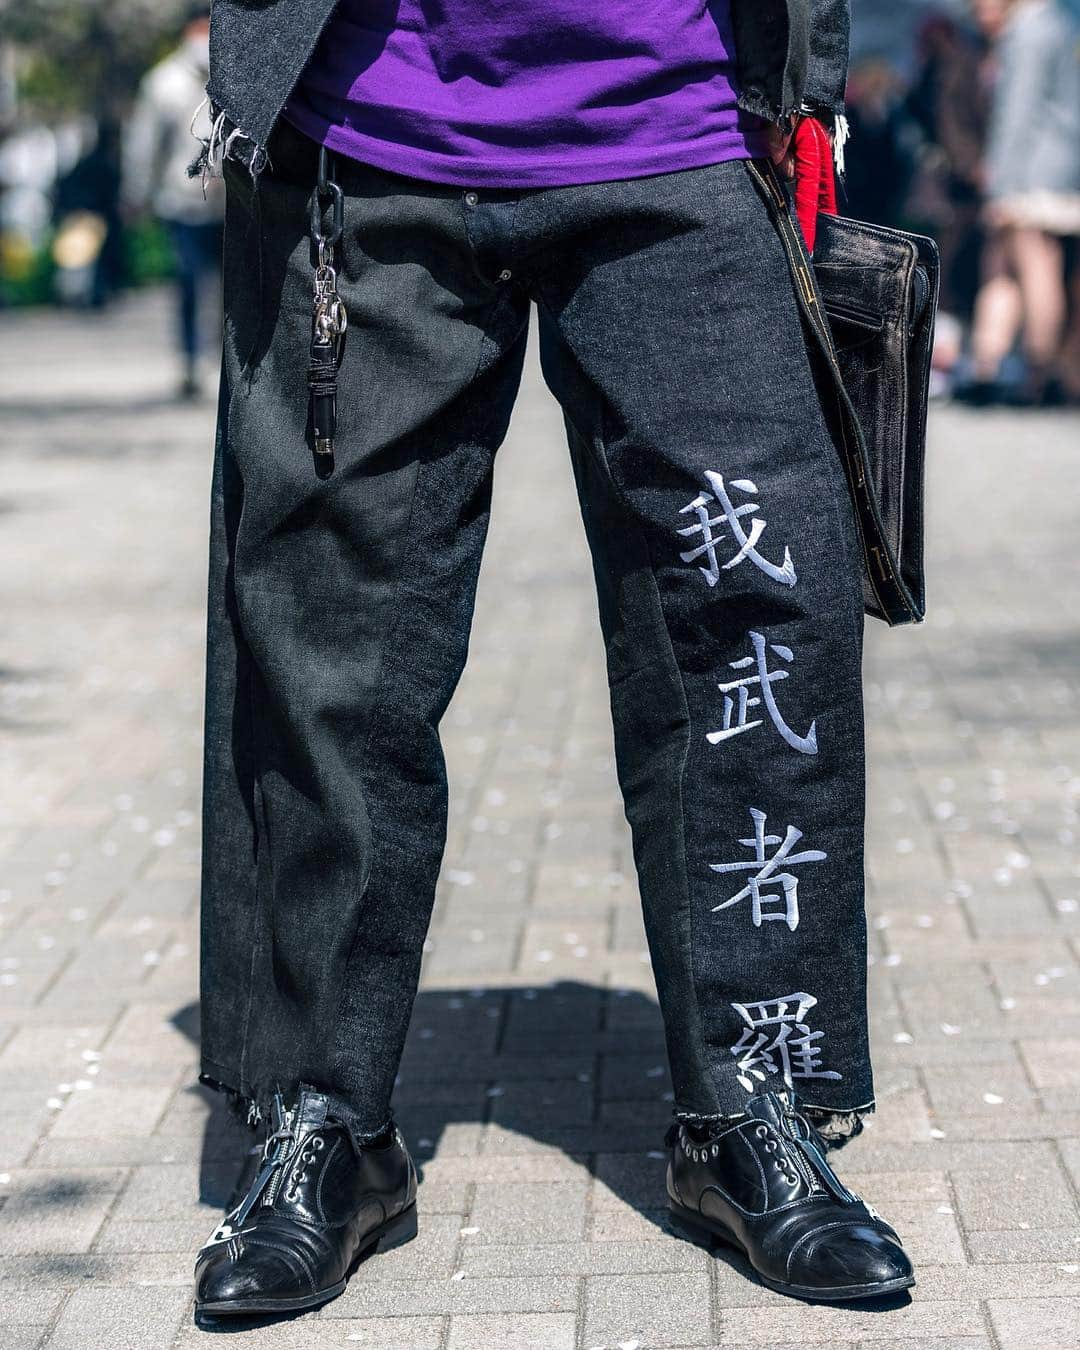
[203,0,850,172]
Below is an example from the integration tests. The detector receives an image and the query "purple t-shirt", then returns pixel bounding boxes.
[284,0,767,188]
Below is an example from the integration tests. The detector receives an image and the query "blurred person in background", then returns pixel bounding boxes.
[122,5,223,399]
[962,0,1080,404]
[842,55,918,230]
[905,11,996,320]
[51,120,126,309]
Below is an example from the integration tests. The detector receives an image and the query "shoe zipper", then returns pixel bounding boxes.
[781,1101,856,1204]
[778,1101,823,1195]
[260,1100,297,1210]
[199,1095,299,1251]
[229,1097,296,1222]
[784,1134,821,1193]
[261,1153,286,1210]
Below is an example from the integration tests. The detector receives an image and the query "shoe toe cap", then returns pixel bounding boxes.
[195,1242,303,1308]
[791,1223,914,1294]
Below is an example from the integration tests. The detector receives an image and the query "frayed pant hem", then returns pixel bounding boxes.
[801,1099,875,1150]
[672,1094,876,1151]
[197,1068,394,1151]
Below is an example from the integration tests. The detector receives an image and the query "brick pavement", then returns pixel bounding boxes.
[1,290,1078,1348]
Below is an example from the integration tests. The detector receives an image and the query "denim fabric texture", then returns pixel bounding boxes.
[200,119,873,1148]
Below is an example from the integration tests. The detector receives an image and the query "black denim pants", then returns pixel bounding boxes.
[201,120,872,1147]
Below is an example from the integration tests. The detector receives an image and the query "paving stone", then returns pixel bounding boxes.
[420,1154,588,1187]
[0,1252,192,1287]
[488,1078,595,1129]
[394,1079,491,1111]
[32,1135,210,1168]
[592,1151,670,1212]
[93,1217,210,1254]
[403,1119,484,1158]
[446,1311,577,1350]
[103,1003,203,1070]
[986,1297,1080,1349]
[398,1051,594,1087]
[478,1123,588,1156]
[458,1238,707,1278]
[180,1317,447,1349]
[1059,1138,1080,1194]
[909,1262,1080,1300]
[855,1342,992,1350]
[0,1288,67,1323]
[48,1086,175,1139]
[583,1271,712,1347]
[0,1092,64,1168]
[1018,1039,1080,1093]
[107,1161,230,1222]
[965,1227,1080,1263]
[950,1153,1078,1232]
[350,1214,462,1282]
[850,1087,934,1142]
[45,1285,189,1350]
[589,1205,671,1243]
[0,1330,45,1350]
[422,933,522,978]
[414,1177,470,1215]
[922,1112,1080,1142]
[0,1167,126,1253]
[920,1060,1039,1116]
[326,1275,578,1318]
[469,1180,589,1245]
[0,1024,109,1071]
[839,1140,1059,1176]
[4,285,1080,1350]
[599,1052,674,1102]
[714,1301,986,1343]
[880,1203,967,1267]
[596,1099,671,1135]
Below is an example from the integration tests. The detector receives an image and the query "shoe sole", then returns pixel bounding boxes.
[668,1201,916,1303]
[195,1202,418,1317]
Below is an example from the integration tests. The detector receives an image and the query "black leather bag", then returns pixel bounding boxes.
[748,161,940,626]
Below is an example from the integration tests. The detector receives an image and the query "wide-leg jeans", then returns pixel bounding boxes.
[200,121,873,1147]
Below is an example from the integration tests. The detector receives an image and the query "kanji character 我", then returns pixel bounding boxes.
[677,471,796,588]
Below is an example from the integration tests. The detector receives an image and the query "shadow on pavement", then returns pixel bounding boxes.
[171,981,913,1328]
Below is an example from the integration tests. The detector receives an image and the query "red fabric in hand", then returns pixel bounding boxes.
[790,116,838,253]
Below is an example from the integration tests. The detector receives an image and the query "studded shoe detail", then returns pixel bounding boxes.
[667,1091,915,1301]
[194,1088,416,1317]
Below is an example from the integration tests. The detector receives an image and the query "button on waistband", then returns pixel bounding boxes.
[464,191,479,207]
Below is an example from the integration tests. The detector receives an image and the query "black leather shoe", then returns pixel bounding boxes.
[667,1092,914,1302]
[195,1088,417,1317]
